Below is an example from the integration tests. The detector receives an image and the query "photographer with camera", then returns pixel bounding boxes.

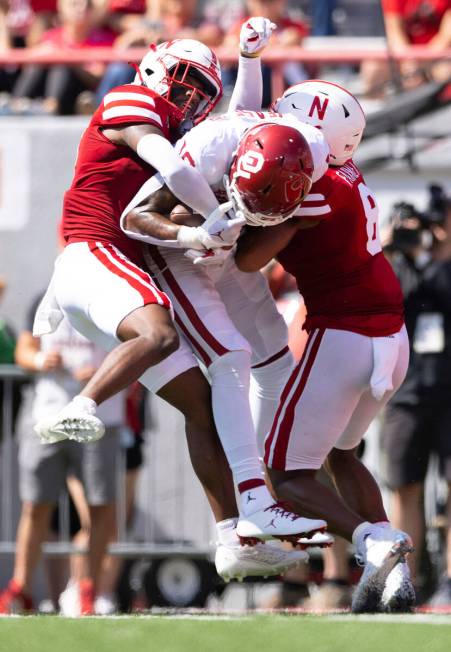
[381,184,451,609]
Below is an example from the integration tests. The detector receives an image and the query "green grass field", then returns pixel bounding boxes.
[1,614,451,652]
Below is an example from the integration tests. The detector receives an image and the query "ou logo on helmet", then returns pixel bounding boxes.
[236,151,265,179]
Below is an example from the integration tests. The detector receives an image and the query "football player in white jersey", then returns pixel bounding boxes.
[119,110,331,577]
[120,109,329,452]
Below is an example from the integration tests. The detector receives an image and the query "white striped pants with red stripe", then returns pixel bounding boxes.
[264,326,409,471]
[141,247,291,382]
[52,242,172,353]
[140,246,295,487]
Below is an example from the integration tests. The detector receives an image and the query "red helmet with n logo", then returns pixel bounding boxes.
[227,122,314,227]
[273,80,366,166]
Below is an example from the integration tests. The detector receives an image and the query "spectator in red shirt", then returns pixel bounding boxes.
[222,0,309,106]
[362,0,451,97]
[11,0,115,114]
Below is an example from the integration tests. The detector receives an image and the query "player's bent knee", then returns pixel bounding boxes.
[156,324,180,357]
[139,325,179,361]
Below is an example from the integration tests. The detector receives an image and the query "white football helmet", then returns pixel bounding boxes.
[135,39,222,128]
[273,80,366,167]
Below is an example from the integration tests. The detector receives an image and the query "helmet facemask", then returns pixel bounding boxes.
[135,40,222,130]
[166,62,218,124]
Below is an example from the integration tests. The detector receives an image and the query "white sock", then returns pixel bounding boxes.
[71,395,97,415]
[240,484,274,517]
[250,350,294,456]
[209,351,264,486]
[216,518,239,546]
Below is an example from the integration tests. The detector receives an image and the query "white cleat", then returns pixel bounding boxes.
[297,531,335,550]
[215,541,308,582]
[352,526,414,614]
[236,502,327,545]
[34,406,105,444]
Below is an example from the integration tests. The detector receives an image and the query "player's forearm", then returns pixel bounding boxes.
[228,55,263,112]
[163,162,220,218]
[122,209,183,247]
[136,133,220,218]
[235,221,300,272]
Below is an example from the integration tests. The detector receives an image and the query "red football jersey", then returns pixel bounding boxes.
[62,84,173,265]
[277,161,404,337]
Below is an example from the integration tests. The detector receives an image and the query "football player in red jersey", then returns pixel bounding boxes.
[31,21,323,592]
[33,38,226,446]
[235,80,416,612]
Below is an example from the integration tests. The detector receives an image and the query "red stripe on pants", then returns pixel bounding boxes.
[89,242,170,308]
[265,329,324,469]
[150,247,230,361]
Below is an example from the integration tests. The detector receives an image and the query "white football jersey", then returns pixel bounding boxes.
[176,110,329,194]
[120,110,329,241]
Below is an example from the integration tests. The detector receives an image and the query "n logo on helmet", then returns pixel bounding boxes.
[308,96,329,120]
[237,151,265,179]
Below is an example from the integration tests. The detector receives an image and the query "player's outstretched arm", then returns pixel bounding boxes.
[115,123,222,220]
[228,17,276,112]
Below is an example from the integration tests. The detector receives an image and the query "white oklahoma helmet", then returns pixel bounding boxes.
[273,80,366,166]
[135,39,222,127]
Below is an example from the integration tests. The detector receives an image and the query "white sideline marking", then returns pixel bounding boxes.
[55,613,451,624]
[6,612,451,624]
[326,613,451,626]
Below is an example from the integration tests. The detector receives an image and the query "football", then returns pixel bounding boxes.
[169,204,203,227]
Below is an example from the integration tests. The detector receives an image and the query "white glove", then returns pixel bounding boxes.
[208,213,246,246]
[240,17,277,57]
[184,247,232,267]
[176,211,245,251]
[177,224,227,251]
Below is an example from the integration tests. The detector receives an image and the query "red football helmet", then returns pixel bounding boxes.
[227,122,314,226]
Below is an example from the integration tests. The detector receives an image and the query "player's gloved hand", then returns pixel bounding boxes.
[240,17,277,58]
[176,224,227,251]
[202,200,236,231]
[206,213,246,247]
[177,201,245,250]
[184,246,232,267]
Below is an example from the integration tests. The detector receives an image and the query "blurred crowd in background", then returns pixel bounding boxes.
[0,0,450,115]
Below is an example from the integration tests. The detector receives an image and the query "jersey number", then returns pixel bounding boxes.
[358,182,382,256]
